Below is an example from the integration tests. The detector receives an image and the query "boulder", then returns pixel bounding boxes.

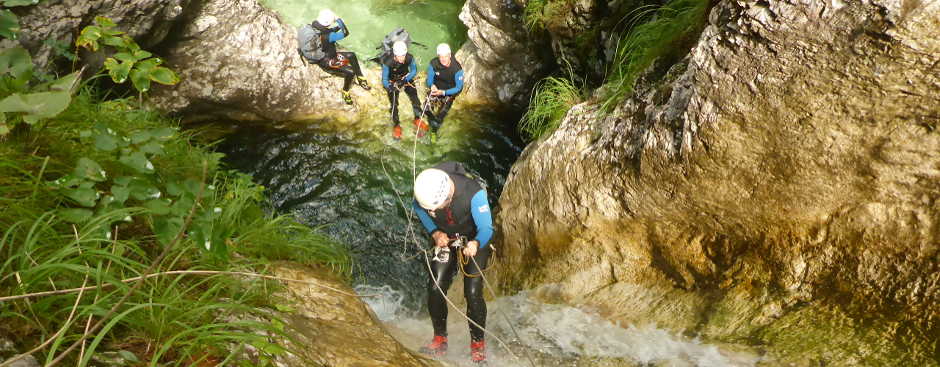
[268,264,442,367]
[6,0,191,70]
[456,0,554,109]
[496,0,940,365]
[10,0,385,122]
[146,0,379,122]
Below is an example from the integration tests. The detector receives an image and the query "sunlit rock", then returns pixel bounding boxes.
[456,0,553,109]
[496,0,940,365]
[268,264,442,367]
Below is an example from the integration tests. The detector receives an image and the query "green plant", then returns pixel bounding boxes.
[0,9,82,136]
[1,90,350,365]
[75,16,179,93]
[602,0,709,109]
[519,76,581,140]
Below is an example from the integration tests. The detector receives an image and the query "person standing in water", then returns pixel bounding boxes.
[424,43,464,143]
[412,161,492,364]
[382,41,427,139]
[310,9,370,105]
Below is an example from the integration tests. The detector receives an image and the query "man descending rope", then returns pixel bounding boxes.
[424,43,464,143]
[382,41,427,140]
[412,161,493,364]
[305,9,371,105]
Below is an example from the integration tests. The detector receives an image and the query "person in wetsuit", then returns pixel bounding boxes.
[312,9,370,105]
[412,161,492,364]
[424,43,464,142]
[382,41,427,139]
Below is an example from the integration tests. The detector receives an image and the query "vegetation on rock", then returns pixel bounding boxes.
[1,13,350,366]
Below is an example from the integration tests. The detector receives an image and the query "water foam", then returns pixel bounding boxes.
[357,286,761,367]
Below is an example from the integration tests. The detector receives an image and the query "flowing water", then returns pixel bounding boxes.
[356,284,762,367]
[222,1,762,365]
[218,105,523,304]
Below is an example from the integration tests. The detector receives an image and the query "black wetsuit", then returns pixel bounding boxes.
[313,20,364,92]
[425,58,464,132]
[413,162,493,342]
[382,54,422,126]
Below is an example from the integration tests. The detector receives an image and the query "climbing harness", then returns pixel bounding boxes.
[328,54,350,69]
[375,99,534,367]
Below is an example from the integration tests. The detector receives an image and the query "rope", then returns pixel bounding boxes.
[375,100,532,366]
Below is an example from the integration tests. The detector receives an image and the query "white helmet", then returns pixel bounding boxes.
[392,41,407,57]
[317,9,336,26]
[414,168,453,210]
[436,43,451,56]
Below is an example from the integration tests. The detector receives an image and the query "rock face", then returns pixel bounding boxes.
[7,0,192,70]
[146,0,379,122]
[12,0,384,122]
[266,264,441,367]
[496,0,940,365]
[456,0,554,109]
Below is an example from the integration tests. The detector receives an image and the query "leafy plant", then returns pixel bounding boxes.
[75,16,180,93]
[0,10,82,136]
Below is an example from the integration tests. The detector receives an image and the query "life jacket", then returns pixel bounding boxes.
[382,54,414,82]
[429,57,463,93]
[427,162,486,238]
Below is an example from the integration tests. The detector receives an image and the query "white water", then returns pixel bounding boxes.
[355,285,762,367]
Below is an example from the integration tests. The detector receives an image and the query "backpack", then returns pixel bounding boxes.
[370,27,417,64]
[297,24,326,63]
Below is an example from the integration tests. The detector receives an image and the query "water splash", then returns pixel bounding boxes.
[360,286,761,367]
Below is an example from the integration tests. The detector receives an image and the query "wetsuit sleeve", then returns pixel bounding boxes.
[469,190,493,248]
[328,19,347,42]
[406,59,417,82]
[413,200,438,233]
[443,70,464,96]
[381,64,391,88]
[426,64,435,88]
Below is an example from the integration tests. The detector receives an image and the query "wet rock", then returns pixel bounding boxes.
[267,264,441,367]
[5,0,191,70]
[496,0,940,365]
[146,0,382,122]
[11,0,387,122]
[456,0,554,109]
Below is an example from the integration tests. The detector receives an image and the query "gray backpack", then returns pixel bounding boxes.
[297,24,326,63]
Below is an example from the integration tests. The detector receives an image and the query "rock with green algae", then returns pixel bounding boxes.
[265,263,444,367]
[495,0,940,365]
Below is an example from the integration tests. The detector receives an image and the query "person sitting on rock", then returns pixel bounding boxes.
[412,161,492,364]
[424,43,464,143]
[312,9,370,105]
[382,41,427,140]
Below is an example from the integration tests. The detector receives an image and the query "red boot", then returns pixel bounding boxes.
[414,118,429,138]
[470,340,486,364]
[392,125,402,140]
[419,335,448,357]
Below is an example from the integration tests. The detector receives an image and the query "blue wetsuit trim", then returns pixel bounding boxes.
[469,190,492,248]
[328,19,346,42]
[414,200,438,233]
[425,64,435,88]
[444,70,464,96]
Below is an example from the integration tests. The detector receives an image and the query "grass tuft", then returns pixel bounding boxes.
[0,88,351,365]
[602,0,710,110]
[519,76,582,141]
